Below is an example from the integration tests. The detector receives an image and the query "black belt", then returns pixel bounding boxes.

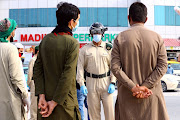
[86,71,110,78]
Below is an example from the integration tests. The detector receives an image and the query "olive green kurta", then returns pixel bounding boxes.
[33,33,81,120]
[111,23,169,120]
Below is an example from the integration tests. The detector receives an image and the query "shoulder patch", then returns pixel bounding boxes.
[106,43,112,50]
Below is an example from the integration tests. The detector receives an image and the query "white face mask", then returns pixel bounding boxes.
[72,21,79,32]
[93,35,102,43]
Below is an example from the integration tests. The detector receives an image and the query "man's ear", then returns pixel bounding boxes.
[144,17,148,23]
[68,19,74,27]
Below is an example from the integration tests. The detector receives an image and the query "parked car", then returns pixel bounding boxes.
[161,74,180,92]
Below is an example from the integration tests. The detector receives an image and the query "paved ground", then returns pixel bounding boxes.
[27,90,180,120]
[164,90,180,120]
[83,90,180,120]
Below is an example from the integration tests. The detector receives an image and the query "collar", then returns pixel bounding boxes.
[52,25,73,36]
[90,41,105,48]
[0,38,9,43]
[131,23,144,27]
[54,32,72,36]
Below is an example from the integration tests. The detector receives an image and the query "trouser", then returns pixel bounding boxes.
[30,81,38,120]
[86,77,114,120]
[77,89,90,120]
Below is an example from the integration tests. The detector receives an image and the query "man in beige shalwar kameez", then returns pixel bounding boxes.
[0,18,29,120]
[28,46,39,120]
[111,2,169,120]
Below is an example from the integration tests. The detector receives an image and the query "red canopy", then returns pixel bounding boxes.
[163,39,180,47]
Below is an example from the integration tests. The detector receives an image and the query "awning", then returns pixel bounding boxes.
[164,39,180,47]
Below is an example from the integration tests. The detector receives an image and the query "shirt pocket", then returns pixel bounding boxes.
[86,52,93,57]
[85,52,93,62]
[101,52,108,59]
[101,52,109,64]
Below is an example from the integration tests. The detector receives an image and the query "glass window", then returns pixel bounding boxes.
[108,8,118,27]
[154,6,165,25]
[175,6,180,26]
[87,8,98,26]
[47,8,56,27]
[28,8,38,27]
[171,64,180,70]
[9,9,19,25]
[38,8,48,27]
[19,9,28,27]
[165,6,175,26]
[10,7,129,27]
[79,8,88,27]
[98,8,108,26]
[118,8,128,27]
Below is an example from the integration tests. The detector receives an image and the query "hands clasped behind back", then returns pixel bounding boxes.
[131,84,153,99]
[38,94,58,118]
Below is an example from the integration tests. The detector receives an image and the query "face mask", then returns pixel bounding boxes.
[19,52,23,57]
[168,65,171,68]
[93,35,102,43]
[72,21,79,32]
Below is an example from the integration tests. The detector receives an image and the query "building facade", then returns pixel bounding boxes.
[0,0,180,59]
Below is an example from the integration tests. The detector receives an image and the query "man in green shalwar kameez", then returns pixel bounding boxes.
[33,2,81,120]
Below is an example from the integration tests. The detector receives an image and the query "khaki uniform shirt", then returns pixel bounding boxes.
[77,41,116,87]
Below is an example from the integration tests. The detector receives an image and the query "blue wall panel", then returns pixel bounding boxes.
[118,8,128,27]
[9,9,19,25]
[175,6,180,26]
[98,8,108,26]
[18,9,28,27]
[38,8,48,27]
[47,8,56,27]
[108,8,118,27]
[154,6,165,25]
[165,6,175,26]
[28,8,38,27]
[9,7,129,28]
[87,8,97,26]
[79,8,88,27]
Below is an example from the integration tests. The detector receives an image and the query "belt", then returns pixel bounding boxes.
[86,71,110,78]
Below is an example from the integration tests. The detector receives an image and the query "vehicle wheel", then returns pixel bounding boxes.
[161,81,167,92]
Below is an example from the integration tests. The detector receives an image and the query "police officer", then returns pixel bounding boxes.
[76,22,116,120]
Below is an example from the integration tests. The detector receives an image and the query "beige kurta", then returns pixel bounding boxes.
[111,23,169,120]
[27,55,37,120]
[77,42,116,120]
[0,42,28,120]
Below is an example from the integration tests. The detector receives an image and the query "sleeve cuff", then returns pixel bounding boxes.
[79,81,85,87]
[111,77,117,83]
[22,92,28,99]
[141,82,151,89]
[126,81,136,91]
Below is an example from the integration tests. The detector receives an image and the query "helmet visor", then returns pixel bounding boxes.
[90,28,102,34]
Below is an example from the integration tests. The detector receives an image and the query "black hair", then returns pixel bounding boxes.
[35,49,39,54]
[129,2,147,23]
[56,2,80,26]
